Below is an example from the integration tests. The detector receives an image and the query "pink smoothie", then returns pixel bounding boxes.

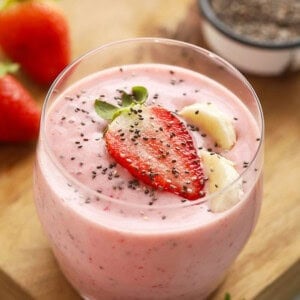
[34,64,263,299]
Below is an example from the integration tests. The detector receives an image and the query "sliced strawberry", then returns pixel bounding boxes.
[105,105,205,200]
[0,73,40,142]
[0,1,70,86]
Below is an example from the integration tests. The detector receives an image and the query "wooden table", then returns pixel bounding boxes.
[0,1,299,299]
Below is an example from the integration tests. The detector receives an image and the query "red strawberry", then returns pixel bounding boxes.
[103,104,205,200]
[0,0,70,86]
[0,62,40,142]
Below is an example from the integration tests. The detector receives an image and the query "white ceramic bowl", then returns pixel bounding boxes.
[198,0,300,76]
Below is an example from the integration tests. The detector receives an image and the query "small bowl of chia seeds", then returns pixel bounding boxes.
[198,0,300,75]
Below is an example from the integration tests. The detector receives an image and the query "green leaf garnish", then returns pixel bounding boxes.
[132,86,148,104]
[94,100,120,121]
[121,92,134,107]
[224,292,231,300]
[94,86,148,122]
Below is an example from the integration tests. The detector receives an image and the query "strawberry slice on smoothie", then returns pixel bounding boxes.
[94,86,206,200]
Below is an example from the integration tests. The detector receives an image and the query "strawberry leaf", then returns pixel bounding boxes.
[94,100,120,121]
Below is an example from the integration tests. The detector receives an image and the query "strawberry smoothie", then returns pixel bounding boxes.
[34,40,263,300]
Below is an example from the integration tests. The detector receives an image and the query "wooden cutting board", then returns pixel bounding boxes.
[0,1,299,299]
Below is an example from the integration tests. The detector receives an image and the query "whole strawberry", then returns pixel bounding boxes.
[0,62,40,142]
[0,0,70,86]
[95,86,206,200]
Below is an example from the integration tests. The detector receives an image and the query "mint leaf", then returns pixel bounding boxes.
[121,86,148,107]
[94,86,148,122]
[224,292,231,300]
[132,86,148,104]
[94,100,120,121]
[121,92,134,107]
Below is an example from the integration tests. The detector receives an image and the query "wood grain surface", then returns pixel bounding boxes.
[0,1,299,299]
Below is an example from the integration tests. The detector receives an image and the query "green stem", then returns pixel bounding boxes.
[0,0,31,11]
[0,61,19,77]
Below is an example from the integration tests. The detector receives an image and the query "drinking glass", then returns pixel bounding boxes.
[34,38,264,300]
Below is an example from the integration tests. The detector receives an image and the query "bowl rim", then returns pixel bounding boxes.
[198,0,300,50]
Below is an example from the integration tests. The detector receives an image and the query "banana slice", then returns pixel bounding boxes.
[179,103,236,150]
[199,150,243,212]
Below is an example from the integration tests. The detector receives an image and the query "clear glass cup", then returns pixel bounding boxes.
[34,38,264,300]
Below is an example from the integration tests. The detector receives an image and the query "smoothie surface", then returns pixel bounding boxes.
[44,64,260,227]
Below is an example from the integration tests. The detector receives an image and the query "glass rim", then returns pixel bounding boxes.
[41,37,264,211]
